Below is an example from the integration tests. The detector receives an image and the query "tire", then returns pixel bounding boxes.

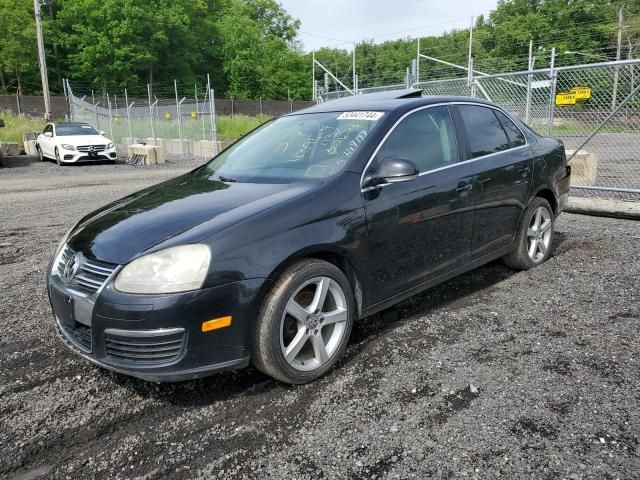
[55,147,63,166]
[252,259,355,384]
[503,197,554,270]
[37,145,45,162]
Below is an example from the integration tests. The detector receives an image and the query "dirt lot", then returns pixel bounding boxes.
[1,161,639,480]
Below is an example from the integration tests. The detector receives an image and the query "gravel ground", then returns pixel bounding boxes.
[1,161,639,480]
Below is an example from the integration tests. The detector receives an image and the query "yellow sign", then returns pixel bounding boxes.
[191,111,197,118]
[555,93,577,106]
[165,112,171,120]
[570,86,591,100]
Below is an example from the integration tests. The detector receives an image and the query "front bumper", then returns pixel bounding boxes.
[61,148,117,163]
[48,270,265,382]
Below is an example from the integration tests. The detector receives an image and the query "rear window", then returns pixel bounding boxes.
[56,124,99,136]
[458,105,509,159]
[495,110,526,148]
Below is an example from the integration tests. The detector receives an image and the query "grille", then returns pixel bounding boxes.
[57,245,118,295]
[77,144,106,152]
[58,321,92,352]
[104,329,186,365]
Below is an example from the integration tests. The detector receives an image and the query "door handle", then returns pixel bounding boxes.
[456,182,473,193]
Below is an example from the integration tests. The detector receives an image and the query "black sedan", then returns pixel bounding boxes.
[48,90,571,384]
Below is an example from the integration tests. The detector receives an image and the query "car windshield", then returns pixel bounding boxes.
[197,112,385,183]
[56,124,99,136]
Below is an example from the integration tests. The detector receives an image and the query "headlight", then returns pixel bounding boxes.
[114,244,211,294]
[107,142,114,149]
[61,144,76,151]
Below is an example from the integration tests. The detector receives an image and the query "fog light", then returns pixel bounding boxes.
[202,316,232,332]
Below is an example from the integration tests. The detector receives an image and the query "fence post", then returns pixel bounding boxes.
[467,16,474,87]
[259,96,263,116]
[91,90,98,130]
[525,40,533,124]
[107,93,114,140]
[547,47,557,136]
[208,74,218,155]
[125,88,134,143]
[231,97,234,118]
[174,79,187,160]
[147,84,155,140]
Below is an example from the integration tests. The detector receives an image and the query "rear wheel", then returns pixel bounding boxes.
[503,197,554,270]
[252,259,355,384]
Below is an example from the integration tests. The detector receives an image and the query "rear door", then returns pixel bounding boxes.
[453,104,532,260]
[361,105,474,307]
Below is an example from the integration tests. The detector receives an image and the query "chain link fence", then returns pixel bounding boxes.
[318,59,640,200]
[66,76,315,160]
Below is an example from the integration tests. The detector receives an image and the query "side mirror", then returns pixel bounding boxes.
[99,130,106,136]
[44,131,53,137]
[364,156,419,188]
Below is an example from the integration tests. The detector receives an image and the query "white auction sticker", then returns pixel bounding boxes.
[337,111,384,121]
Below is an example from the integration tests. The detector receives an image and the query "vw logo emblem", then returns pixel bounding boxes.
[62,253,81,284]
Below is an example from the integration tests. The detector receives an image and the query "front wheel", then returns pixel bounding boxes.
[503,197,554,270]
[55,147,62,166]
[252,259,355,384]
[37,145,45,162]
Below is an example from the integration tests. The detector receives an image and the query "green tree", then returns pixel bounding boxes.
[0,0,37,94]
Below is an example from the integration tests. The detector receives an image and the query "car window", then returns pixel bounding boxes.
[374,106,457,173]
[458,105,510,159]
[43,125,52,135]
[494,110,526,148]
[198,112,385,183]
[56,124,100,136]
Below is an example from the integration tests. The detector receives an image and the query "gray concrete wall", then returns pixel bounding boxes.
[0,95,69,119]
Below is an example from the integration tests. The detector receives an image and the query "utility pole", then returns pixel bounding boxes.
[33,0,52,120]
[611,5,624,111]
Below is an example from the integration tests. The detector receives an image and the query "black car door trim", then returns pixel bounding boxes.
[360,102,529,193]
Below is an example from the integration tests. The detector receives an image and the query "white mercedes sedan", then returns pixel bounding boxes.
[36,123,117,165]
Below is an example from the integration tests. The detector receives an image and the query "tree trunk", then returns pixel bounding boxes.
[0,69,6,93]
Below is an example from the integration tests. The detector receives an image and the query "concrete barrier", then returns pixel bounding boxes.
[23,140,38,156]
[126,144,165,165]
[0,142,21,156]
[566,150,598,186]
[163,139,194,156]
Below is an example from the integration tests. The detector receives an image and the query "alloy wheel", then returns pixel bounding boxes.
[526,206,552,262]
[280,276,348,372]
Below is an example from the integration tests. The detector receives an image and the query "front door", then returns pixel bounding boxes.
[453,105,532,259]
[362,105,474,307]
[40,124,54,157]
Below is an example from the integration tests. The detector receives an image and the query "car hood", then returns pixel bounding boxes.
[55,134,110,145]
[68,173,320,265]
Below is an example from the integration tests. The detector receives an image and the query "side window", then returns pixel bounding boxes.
[458,105,509,159]
[43,125,52,135]
[495,110,526,148]
[375,106,457,173]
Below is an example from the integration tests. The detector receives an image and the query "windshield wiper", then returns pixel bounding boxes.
[218,175,237,183]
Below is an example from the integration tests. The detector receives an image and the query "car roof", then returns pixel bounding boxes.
[52,122,92,126]
[287,89,497,115]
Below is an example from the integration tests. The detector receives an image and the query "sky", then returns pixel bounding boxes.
[279,0,499,52]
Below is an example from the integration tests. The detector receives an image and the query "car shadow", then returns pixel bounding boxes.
[106,234,568,406]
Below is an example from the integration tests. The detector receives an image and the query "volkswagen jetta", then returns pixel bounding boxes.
[48,90,570,384]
